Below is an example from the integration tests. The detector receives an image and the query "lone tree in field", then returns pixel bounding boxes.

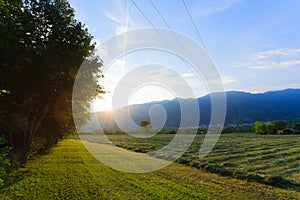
[0,0,104,162]
[139,120,151,132]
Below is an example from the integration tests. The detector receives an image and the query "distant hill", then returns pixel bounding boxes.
[82,88,300,131]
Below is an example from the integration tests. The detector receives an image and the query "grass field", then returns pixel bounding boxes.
[97,133,300,188]
[1,139,300,199]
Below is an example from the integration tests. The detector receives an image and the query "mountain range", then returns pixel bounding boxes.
[82,88,300,131]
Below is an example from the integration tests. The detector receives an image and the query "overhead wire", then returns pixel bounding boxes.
[130,0,207,82]
[148,0,197,66]
[130,0,156,28]
[122,0,130,75]
[182,0,207,51]
[131,0,182,53]
[129,0,215,114]
[148,0,172,31]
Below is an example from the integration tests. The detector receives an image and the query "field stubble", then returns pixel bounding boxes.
[95,133,300,189]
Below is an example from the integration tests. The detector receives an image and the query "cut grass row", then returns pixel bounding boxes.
[1,139,300,199]
[101,133,300,187]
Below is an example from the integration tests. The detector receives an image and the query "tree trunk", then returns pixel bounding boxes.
[21,101,50,164]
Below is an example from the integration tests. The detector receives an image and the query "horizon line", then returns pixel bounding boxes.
[93,87,300,113]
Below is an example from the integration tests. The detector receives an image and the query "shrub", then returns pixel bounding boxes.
[27,136,49,160]
[0,136,18,188]
[292,122,300,131]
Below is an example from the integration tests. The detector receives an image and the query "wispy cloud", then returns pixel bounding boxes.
[249,83,300,94]
[234,48,300,70]
[103,1,130,35]
[221,76,238,84]
[193,0,243,18]
[104,11,122,24]
[105,10,129,34]
[250,48,300,61]
[181,72,195,78]
[209,75,237,86]
[250,60,300,69]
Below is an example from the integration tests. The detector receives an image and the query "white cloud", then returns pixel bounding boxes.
[104,11,121,24]
[181,72,195,78]
[250,60,300,69]
[249,83,300,94]
[234,48,300,70]
[221,76,238,84]
[208,75,237,86]
[193,0,243,18]
[105,10,129,34]
[250,48,300,61]
[103,1,130,35]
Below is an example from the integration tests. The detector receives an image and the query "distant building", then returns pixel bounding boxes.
[282,128,300,134]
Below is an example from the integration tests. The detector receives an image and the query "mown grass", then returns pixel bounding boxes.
[98,133,300,188]
[1,139,299,199]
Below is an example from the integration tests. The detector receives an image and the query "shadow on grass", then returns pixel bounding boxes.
[0,167,29,190]
[1,147,53,190]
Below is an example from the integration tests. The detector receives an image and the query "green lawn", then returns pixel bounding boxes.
[1,139,300,199]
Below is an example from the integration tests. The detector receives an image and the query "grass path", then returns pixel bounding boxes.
[1,139,299,199]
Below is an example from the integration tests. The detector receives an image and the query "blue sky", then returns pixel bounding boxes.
[69,0,300,111]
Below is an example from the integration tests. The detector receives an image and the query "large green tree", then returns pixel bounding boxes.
[253,121,266,135]
[0,0,104,161]
[265,123,275,134]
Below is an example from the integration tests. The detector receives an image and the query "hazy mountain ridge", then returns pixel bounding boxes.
[82,88,300,131]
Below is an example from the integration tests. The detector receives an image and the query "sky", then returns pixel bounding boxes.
[68,0,300,111]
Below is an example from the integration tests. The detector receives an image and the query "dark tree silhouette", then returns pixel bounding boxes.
[0,0,104,162]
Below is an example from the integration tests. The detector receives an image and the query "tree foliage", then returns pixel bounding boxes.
[139,120,151,133]
[265,123,275,134]
[292,122,300,131]
[140,120,151,128]
[274,120,286,131]
[0,136,18,188]
[253,121,266,134]
[0,0,104,162]
[254,121,287,135]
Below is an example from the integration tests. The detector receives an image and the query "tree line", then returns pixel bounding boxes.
[0,0,104,169]
[253,120,300,135]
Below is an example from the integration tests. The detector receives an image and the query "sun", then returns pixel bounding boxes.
[91,96,112,112]
[91,85,175,113]
[129,85,175,105]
